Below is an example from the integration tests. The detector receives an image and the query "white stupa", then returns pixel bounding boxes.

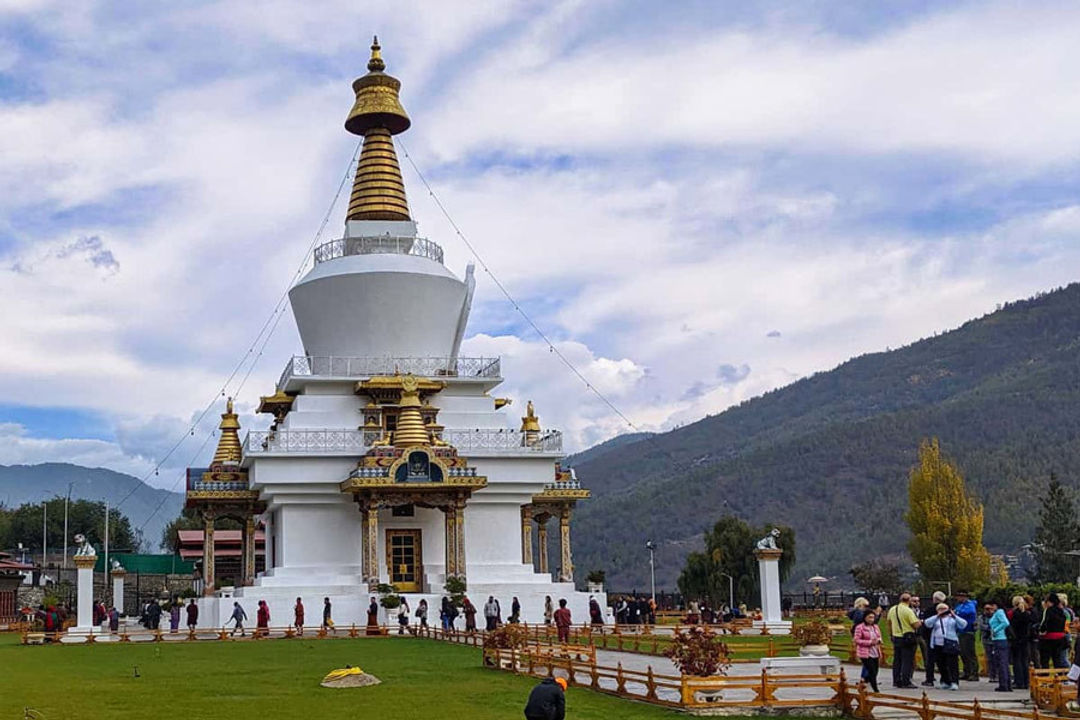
[187,38,600,627]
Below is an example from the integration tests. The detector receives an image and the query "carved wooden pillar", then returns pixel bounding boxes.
[361,503,379,591]
[202,510,216,596]
[537,514,549,576]
[455,497,467,581]
[443,502,458,577]
[559,504,574,583]
[520,505,534,566]
[242,515,256,586]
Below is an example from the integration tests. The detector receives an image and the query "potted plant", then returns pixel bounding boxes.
[793,620,832,657]
[664,626,731,702]
[586,570,606,593]
[444,576,466,608]
[376,583,401,610]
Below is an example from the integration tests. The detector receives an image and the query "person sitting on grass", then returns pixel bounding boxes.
[524,676,566,720]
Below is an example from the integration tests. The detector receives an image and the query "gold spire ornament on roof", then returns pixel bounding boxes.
[393,375,431,448]
[211,397,243,466]
[521,401,541,434]
[345,36,412,222]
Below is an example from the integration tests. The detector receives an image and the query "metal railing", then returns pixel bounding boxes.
[313,235,444,266]
[242,428,562,456]
[441,428,563,454]
[242,429,368,456]
[278,356,501,388]
[545,478,582,490]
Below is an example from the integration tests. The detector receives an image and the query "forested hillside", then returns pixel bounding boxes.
[572,284,1080,591]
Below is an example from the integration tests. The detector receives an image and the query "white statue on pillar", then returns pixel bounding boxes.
[74,533,97,556]
[752,528,792,635]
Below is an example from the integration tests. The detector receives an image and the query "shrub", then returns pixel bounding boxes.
[664,626,731,677]
[793,621,833,646]
[587,570,606,584]
[444,576,466,608]
[483,623,530,650]
[376,583,401,609]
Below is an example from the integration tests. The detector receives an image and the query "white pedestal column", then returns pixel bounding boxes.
[111,569,126,617]
[752,548,792,635]
[71,555,97,634]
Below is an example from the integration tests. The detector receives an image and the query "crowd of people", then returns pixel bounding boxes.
[848,590,1076,694]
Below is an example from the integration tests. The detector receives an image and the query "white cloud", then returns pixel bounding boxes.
[0,423,153,477]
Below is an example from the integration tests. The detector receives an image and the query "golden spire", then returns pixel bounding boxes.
[211,397,243,466]
[393,375,430,447]
[521,401,541,433]
[345,36,412,222]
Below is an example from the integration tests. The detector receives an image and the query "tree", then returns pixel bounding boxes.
[676,515,796,607]
[905,438,990,589]
[850,558,902,593]
[5,498,140,555]
[1030,473,1080,584]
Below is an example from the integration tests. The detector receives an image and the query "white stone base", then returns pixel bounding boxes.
[752,620,793,635]
[759,656,840,675]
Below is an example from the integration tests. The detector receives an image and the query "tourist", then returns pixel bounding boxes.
[462,597,476,632]
[322,597,334,634]
[924,602,966,690]
[629,597,642,625]
[954,590,979,681]
[544,595,554,626]
[510,596,521,624]
[1025,594,1041,669]
[886,592,921,688]
[484,595,499,632]
[554,598,572,644]
[589,595,604,626]
[93,599,104,626]
[1008,596,1033,689]
[416,598,428,628]
[440,596,452,630]
[108,606,119,633]
[878,592,890,613]
[854,610,883,692]
[917,593,945,688]
[186,599,198,630]
[648,596,657,624]
[170,600,181,633]
[366,596,379,635]
[294,597,304,636]
[523,676,566,720]
[985,600,1012,691]
[615,597,628,624]
[848,597,870,632]
[230,601,247,637]
[1039,593,1068,668]
[687,599,700,625]
[397,596,410,634]
[1061,593,1074,669]
[147,599,162,630]
[978,603,997,683]
[256,600,270,637]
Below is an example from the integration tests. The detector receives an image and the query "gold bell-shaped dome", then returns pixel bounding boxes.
[394,376,431,448]
[344,37,412,222]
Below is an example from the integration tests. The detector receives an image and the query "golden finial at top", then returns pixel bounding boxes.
[368,35,385,73]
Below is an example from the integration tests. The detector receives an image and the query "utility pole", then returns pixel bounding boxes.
[646,540,657,602]
[63,481,74,570]
[42,501,47,569]
[104,501,110,579]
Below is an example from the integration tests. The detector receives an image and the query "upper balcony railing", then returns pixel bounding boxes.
[242,427,563,456]
[313,235,444,266]
[278,356,501,389]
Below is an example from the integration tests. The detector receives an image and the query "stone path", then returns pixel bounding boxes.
[592,648,1036,713]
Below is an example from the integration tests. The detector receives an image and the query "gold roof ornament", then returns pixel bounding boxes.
[211,397,243,466]
[393,375,430,448]
[520,400,541,434]
[345,36,411,222]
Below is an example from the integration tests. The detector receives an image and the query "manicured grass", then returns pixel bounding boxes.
[0,633,684,719]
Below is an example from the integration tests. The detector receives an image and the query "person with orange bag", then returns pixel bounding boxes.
[524,676,566,720]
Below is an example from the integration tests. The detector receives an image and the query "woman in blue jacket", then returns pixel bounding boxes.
[924,602,968,690]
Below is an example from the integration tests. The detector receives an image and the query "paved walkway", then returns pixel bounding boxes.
[593,647,1036,713]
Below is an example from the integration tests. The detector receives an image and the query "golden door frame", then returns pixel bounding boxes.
[386,529,422,592]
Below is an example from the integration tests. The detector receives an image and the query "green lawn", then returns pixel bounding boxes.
[0,633,684,719]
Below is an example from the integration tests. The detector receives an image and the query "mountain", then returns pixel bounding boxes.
[571,283,1080,592]
[0,463,184,552]
[564,432,654,467]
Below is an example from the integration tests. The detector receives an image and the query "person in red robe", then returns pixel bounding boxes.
[366,597,380,636]
[294,597,305,636]
[256,600,270,637]
[553,598,573,644]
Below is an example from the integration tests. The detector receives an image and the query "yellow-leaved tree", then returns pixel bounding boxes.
[905,438,991,589]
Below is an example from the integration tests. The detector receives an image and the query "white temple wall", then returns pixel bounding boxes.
[276,503,360,568]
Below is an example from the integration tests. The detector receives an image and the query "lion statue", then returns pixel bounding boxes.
[73,533,97,557]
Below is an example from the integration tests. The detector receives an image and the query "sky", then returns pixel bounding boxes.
[1,0,1079,495]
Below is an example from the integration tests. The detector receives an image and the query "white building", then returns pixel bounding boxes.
[187,38,600,628]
